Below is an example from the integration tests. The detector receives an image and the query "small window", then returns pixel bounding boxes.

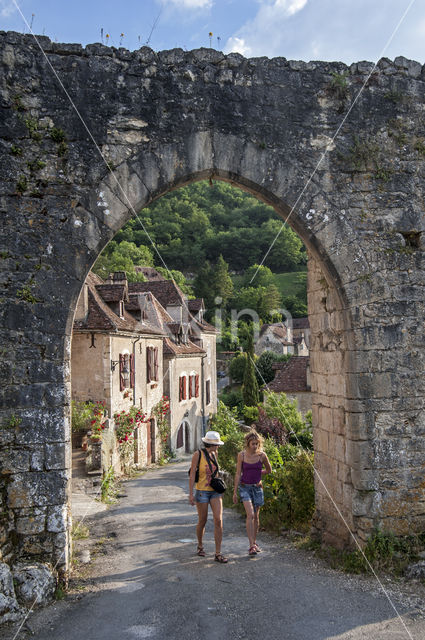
[206,379,211,405]
[179,375,187,401]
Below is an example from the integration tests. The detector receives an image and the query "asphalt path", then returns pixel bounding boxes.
[6,460,425,640]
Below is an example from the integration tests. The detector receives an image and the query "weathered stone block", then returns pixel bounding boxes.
[47,505,67,533]
[12,562,55,608]
[7,471,68,508]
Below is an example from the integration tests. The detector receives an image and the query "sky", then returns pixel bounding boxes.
[1,0,425,64]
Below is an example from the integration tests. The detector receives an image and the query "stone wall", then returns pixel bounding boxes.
[0,30,424,577]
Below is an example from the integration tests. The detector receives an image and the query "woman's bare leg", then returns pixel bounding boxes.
[243,500,255,548]
[253,507,261,545]
[210,497,223,554]
[196,502,208,548]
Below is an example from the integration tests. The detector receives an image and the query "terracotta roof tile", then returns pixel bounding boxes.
[267,356,310,393]
[292,317,309,329]
[162,337,206,356]
[129,280,186,306]
[95,283,127,303]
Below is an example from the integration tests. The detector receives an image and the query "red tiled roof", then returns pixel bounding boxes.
[162,337,206,356]
[129,280,186,306]
[267,356,310,393]
[74,277,164,336]
[95,283,128,303]
[134,266,165,281]
[188,298,204,312]
[292,317,309,329]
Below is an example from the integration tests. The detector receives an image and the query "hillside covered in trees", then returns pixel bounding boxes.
[93,180,308,323]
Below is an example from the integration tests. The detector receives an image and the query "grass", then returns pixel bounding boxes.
[232,270,307,301]
[71,522,90,540]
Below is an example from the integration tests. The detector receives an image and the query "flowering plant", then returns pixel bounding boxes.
[152,395,170,447]
[89,401,106,441]
[114,406,146,444]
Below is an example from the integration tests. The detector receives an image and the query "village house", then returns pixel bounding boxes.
[71,271,218,472]
[255,319,309,357]
[128,279,218,453]
[267,356,312,416]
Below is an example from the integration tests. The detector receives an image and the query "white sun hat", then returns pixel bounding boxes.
[202,431,224,445]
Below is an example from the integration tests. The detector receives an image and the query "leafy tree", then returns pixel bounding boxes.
[282,294,308,318]
[229,352,247,383]
[243,264,275,289]
[242,333,259,407]
[264,392,312,449]
[93,241,153,282]
[255,351,291,386]
[211,255,234,307]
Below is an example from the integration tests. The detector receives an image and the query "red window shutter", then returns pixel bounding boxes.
[195,374,199,398]
[130,353,135,389]
[119,354,125,391]
[179,376,182,402]
[154,347,158,381]
[146,347,151,383]
[188,375,193,399]
[182,376,187,400]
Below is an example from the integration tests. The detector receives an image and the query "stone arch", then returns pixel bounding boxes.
[1,32,424,579]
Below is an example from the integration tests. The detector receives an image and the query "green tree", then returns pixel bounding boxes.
[243,264,274,289]
[211,255,233,307]
[93,241,153,282]
[255,351,291,386]
[229,352,247,383]
[242,333,259,407]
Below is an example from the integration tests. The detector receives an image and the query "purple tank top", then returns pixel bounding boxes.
[240,455,262,484]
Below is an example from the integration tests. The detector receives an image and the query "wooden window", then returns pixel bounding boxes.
[130,354,135,389]
[206,379,211,405]
[195,374,199,398]
[153,347,158,380]
[119,353,125,391]
[147,347,159,383]
[179,375,187,401]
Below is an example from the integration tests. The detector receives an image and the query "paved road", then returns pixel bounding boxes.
[6,461,425,640]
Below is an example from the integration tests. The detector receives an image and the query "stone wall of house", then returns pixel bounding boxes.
[0,30,424,579]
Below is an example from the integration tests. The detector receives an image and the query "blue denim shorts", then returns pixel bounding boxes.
[239,484,264,508]
[195,489,223,503]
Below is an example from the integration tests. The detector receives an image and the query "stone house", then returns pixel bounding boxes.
[71,272,165,470]
[255,320,309,357]
[292,317,310,349]
[128,279,218,453]
[267,356,312,416]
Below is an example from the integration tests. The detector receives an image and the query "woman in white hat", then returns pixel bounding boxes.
[188,430,228,563]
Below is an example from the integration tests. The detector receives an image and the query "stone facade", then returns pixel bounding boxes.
[0,30,424,580]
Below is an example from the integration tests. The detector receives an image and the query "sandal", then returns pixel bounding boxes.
[254,543,262,553]
[214,553,228,564]
[249,546,258,556]
[197,546,206,557]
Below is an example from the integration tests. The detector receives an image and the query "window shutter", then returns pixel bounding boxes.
[130,353,135,388]
[206,379,211,405]
[154,347,158,381]
[146,347,151,383]
[188,375,193,399]
[195,374,199,398]
[182,376,187,400]
[179,376,182,402]
[119,354,125,391]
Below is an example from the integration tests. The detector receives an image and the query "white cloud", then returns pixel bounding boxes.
[0,1,17,18]
[224,0,308,56]
[160,0,213,9]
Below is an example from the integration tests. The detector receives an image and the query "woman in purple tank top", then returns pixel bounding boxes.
[233,430,272,556]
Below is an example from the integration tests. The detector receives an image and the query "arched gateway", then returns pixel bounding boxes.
[0,31,424,576]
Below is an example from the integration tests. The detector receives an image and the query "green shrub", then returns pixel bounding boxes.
[71,400,95,432]
[219,388,244,414]
[229,352,246,383]
[262,450,314,533]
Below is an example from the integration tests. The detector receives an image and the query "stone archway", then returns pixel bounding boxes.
[1,31,424,576]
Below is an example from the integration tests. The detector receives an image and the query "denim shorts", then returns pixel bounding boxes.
[195,489,223,503]
[239,484,264,508]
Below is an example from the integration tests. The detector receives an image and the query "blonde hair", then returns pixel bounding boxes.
[244,429,263,452]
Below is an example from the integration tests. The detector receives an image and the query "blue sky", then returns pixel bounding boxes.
[1,0,424,64]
